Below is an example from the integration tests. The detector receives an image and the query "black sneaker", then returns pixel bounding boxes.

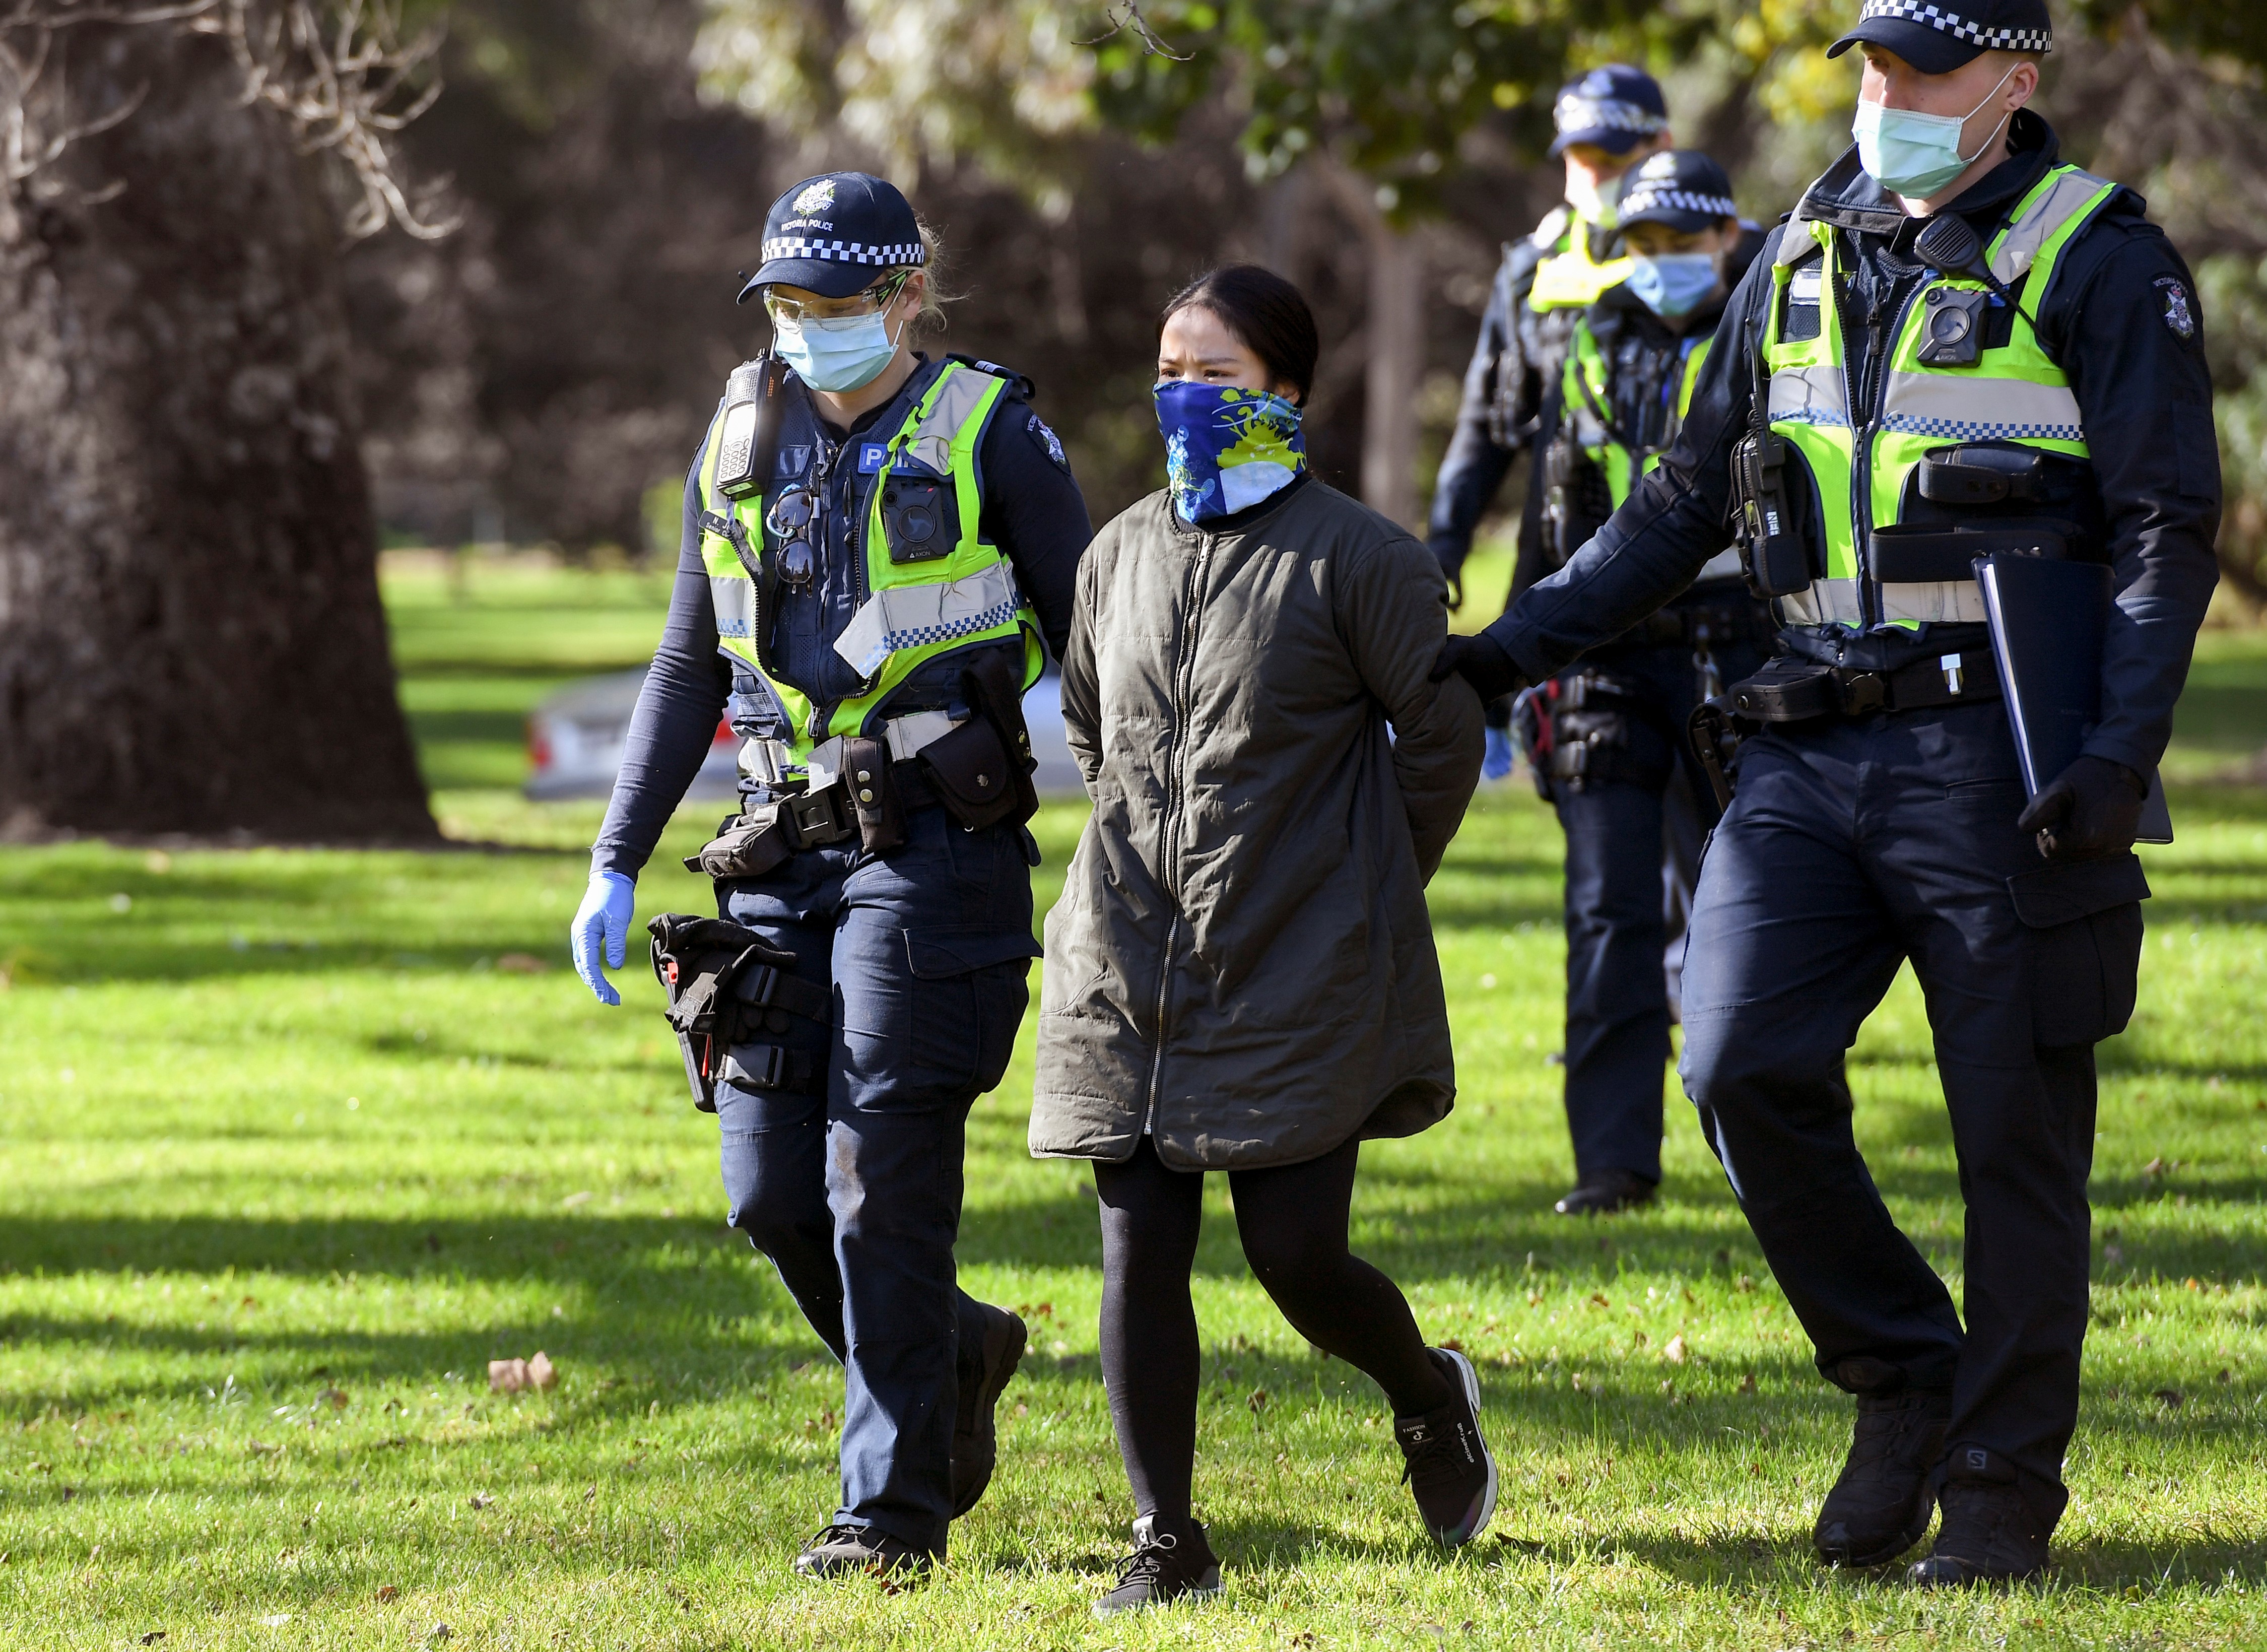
[1813,1385,1952,1566]
[791,1522,933,1580]
[1394,1347,1498,1546]
[1554,1169,1657,1215]
[950,1303,1027,1518]
[1907,1450,2049,1587]
[1092,1514,1223,1616]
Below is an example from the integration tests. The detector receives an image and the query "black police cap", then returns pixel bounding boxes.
[1617,151,1741,234]
[1828,0,2051,78]
[737,172,926,305]
[1548,63,1669,158]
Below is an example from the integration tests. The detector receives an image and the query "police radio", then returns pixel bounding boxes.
[714,353,787,501]
[1732,337,1812,599]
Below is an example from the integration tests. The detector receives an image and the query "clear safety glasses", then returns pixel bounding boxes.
[763,271,913,329]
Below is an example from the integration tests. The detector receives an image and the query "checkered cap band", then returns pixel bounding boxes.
[1622,187,1741,220]
[1857,0,2052,54]
[760,237,927,267]
[1554,95,1671,137]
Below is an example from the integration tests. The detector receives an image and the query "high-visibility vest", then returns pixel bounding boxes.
[1761,163,2118,629]
[694,360,1042,763]
[1527,209,1635,312]
[1560,310,1714,509]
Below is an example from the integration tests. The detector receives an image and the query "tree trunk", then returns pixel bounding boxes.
[1361,223,1423,532]
[0,28,435,842]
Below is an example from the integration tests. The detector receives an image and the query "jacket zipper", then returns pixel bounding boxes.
[1841,250,1925,633]
[1141,532,1212,1137]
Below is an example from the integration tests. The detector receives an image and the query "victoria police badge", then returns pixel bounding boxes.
[793,178,837,217]
[2158,277,2195,341]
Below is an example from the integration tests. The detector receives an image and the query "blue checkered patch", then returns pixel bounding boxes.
[876,599,1022,655]
[1881,413,2082,442]
[1773,406,1850,428]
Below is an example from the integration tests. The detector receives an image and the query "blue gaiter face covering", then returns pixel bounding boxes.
[772,309,904,393]
[1851,63,2018,200]
[1627,252,1720,319]
[1154,380,1306,523]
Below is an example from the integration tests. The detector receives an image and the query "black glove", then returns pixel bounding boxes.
[1428,539,1467,612]
[1430,631,1524,704]
[2016,755,2146,862]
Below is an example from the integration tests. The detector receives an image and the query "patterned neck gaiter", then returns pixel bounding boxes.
[1154,380,1306,524]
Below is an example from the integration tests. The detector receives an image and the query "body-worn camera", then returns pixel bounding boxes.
[1915,286,1991,368]
[881,475,957,564]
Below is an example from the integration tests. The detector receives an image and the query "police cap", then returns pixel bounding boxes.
[1616,151,1740,234]
[1827,0,2052,78]
[737,172,926,305]
[1548,64,1669,158]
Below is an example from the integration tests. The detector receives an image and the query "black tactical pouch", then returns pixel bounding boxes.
[684,804,792,880]
[919,651,1040,832]
[647,914,831,1112]
[2007,852,2150,1048]
[841,734,906,853]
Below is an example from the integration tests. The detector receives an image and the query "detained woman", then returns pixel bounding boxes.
[1029,265,1491,1613]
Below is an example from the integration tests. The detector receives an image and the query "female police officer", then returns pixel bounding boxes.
[1438,0,2218,1588]
[568,172,1092,1578]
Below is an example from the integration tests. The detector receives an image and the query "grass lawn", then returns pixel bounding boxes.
[5,556,2267,1648]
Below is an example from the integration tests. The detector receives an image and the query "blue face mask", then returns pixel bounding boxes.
[1626,251,1720,318]
[772,309,904,393]
[1154,380,1306,523]
[1851,64,2018,201]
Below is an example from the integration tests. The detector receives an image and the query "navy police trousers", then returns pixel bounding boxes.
[714,802,1038,1556]
[1679,698,2146,1529]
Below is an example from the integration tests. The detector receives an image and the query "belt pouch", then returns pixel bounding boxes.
[685,803,791,879]
[965,652,1042,824]
[1870,523,2071,584]
[1727,656,1837,722]
[842,734,906,852]
[917,714,1022,831]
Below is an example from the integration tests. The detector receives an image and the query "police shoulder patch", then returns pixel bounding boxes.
[1028,413,1070,472]
[2156,275,2196,341]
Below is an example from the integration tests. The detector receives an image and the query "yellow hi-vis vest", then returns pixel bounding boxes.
[694,360,1043,764]
[1527,209,1635,312]
[1761,163,2118,629]
[1561,312,1713,509]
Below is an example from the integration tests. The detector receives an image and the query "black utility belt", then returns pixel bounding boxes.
[1868,523,2101,585]
[1725,649,2000,724]
[1627,600,1779,649]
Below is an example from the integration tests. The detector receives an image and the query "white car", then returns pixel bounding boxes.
[525,668,1086,801]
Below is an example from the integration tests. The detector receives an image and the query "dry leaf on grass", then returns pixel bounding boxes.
[1663,1335,1687,1364]
[489,1359,529,1393]
[495,954,550,974]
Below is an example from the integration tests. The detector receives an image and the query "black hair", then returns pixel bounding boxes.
[1162,264,1320,405]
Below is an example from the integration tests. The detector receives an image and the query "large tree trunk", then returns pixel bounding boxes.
[0,28,435,842]
[1360,223,1423,531]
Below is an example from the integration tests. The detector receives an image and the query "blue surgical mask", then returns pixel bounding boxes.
[1153,380,1306,524]
[1626,251,1720,318]
[1851,64,2019,201]
[772,309,904,393]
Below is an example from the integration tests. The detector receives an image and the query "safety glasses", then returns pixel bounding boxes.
[764,488,819,588]
[763,271,912,329]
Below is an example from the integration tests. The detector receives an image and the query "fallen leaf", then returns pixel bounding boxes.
[258,1615,292,1628]
[2154,1388,2185,1409]
[489,1359,529,1394]
[560,1190,593,1209]
[495,953,550,974]
[320,1387,348,1411]
[430,1626,453,1643]
[1247,1389,1269,1414]
[529,1351,557,1391]
[2143,1157,2165,1176]
[1664,1335,1687,1364]
[139,1634,166,1646]
[1739,1372,1758,1396]
[1736,1274,1756,1293]
[248,1440,279,1455]
[375,1584,399,1602]
[469,1492,494,1510]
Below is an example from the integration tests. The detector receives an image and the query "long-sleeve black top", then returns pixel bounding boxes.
[591,360,1091,879]
[1485,113,2221,780]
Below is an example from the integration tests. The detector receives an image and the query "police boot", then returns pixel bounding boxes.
[1812,1362,1951,1567]
[1908,1447,2050,1588]
[792,1522,934,1580]
[1554,1168,1656,1216]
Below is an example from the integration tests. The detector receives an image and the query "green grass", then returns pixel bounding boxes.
[7,558,2267,1647]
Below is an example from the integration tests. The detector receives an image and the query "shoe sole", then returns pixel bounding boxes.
[950,1308,1027,1519]
[1092,1568,1224,1616]
[1434,1347,1498,1547]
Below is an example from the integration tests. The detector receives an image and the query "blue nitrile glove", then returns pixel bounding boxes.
[1483,725,1515,782]
[571,871,636,1006]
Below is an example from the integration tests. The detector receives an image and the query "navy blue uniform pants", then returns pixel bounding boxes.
[713,803,1037,1556]
[1679,700,2145,1528]
[1552,632,1763,1183]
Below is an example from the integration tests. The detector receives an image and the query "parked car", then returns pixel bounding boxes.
[525,667,1086,801]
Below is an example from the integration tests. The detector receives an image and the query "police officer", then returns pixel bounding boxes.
[1428,62,1672,677]
[568,173,1093,1578]
[1516,151,1777,1216]
[1437,0,2218,1585]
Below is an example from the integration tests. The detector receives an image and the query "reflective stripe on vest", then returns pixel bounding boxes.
[1763,164,2116,629]
[1561,312,1713,509]
[693,360,1041,764]
[1528,213,1634,311]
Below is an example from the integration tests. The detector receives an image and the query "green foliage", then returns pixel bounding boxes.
[2072,0,2267,73]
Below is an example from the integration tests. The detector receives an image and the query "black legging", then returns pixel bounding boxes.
[1094,1136,1453,1528]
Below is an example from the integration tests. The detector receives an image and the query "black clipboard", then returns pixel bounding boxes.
[1976,554,2172,844]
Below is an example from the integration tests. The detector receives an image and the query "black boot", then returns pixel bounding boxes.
[791,1522,934,1580]
[1908,1449,2050,1587]
[1554,1169,1656,1215]
[1813,1382,1952,1566]
[950,1303,1027,1518]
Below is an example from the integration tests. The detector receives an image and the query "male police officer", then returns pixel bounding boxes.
[1438,0,2219,1584]
[1516,151,1776,1216]
[569,173,1093,1577]
[1429,63,1673,638]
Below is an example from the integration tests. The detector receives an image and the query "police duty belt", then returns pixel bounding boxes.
[647,914,833,1113]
